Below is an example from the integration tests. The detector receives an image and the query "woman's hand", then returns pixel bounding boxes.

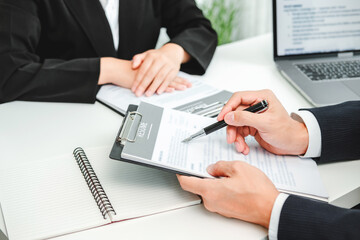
[131,43,191,97]
[98,57,189,94]
[98,58,136,88]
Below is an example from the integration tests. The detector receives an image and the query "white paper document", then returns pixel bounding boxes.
[96,72,231,115]
[122,103,328,200]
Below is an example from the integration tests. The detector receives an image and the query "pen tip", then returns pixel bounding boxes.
[181,137,191,143]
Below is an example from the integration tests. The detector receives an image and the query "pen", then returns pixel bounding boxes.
[181,100,268,143]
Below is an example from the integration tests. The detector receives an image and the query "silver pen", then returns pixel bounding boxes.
[182,100,269,143]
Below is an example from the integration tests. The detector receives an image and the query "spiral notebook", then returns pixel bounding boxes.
[0,147,200,240]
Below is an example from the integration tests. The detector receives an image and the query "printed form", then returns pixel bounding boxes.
[151,108,328,199]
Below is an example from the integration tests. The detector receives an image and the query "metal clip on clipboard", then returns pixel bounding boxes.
[117,111,142,145]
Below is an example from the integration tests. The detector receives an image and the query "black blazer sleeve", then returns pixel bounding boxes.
[0,0,217,104]
[0,0,100,103]
[159,0,218,75]
[278,102,360,239]
[302,101,360,163]
[278,195,360,240]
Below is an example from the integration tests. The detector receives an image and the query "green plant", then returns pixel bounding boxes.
[200,0,241,45]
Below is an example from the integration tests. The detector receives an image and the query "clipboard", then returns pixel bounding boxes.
[109,104,331,201]
[109,103,205,177]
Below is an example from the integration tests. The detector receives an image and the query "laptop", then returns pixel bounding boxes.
[273,0,360,106]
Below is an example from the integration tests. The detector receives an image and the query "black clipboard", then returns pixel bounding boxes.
[109,104,204,178]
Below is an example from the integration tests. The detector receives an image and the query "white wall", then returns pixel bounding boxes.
[156,0,272,47]
[233,0,272,40]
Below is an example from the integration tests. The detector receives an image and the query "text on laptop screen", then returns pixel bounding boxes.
[276,0,360,56]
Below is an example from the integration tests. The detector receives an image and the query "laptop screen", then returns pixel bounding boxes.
[275,0,360,57]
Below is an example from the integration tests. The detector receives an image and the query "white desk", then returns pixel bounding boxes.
[0,33,359,240]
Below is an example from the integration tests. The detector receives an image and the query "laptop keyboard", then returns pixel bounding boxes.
[296,60,360,81]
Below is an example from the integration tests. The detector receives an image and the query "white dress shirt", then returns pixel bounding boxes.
[268,110,322,240]
[291,110,322,158]
[99,0,119,51]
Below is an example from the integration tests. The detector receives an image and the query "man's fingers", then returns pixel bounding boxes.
[177,175,208,195]
[254,133,276,154]
[226,125,237,144]
[217,104,233,121]
[242,126,250,137]
[207,161,236,178]
[218,92,258,120]
[228,91,268,109]
[224,110,265,131]
[217,90,275,121]
[249,127,257,136]
[234,132,249,154]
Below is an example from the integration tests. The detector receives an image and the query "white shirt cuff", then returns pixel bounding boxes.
[268,193,289,240]
[290,110,322,158]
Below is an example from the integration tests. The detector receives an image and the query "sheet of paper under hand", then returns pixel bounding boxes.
[122,103,328,200]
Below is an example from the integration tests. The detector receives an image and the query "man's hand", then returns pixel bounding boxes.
[131,43,192,97]
[217,90,309,156]
[177,161,279,228]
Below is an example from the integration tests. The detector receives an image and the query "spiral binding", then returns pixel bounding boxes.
[73,147,116,219]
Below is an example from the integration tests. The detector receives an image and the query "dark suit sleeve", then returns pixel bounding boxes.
[301,101,360,163]
[0,0,100,103]
[278,195,360,240]
[159,0,218,75]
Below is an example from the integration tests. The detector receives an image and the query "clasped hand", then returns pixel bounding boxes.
[99,43,191,96]
[131,43,192,97]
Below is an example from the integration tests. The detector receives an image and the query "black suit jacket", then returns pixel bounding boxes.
[0,0,217,103]
[278,101,360,240]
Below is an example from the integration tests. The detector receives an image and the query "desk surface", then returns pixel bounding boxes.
[0,33,359,240]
